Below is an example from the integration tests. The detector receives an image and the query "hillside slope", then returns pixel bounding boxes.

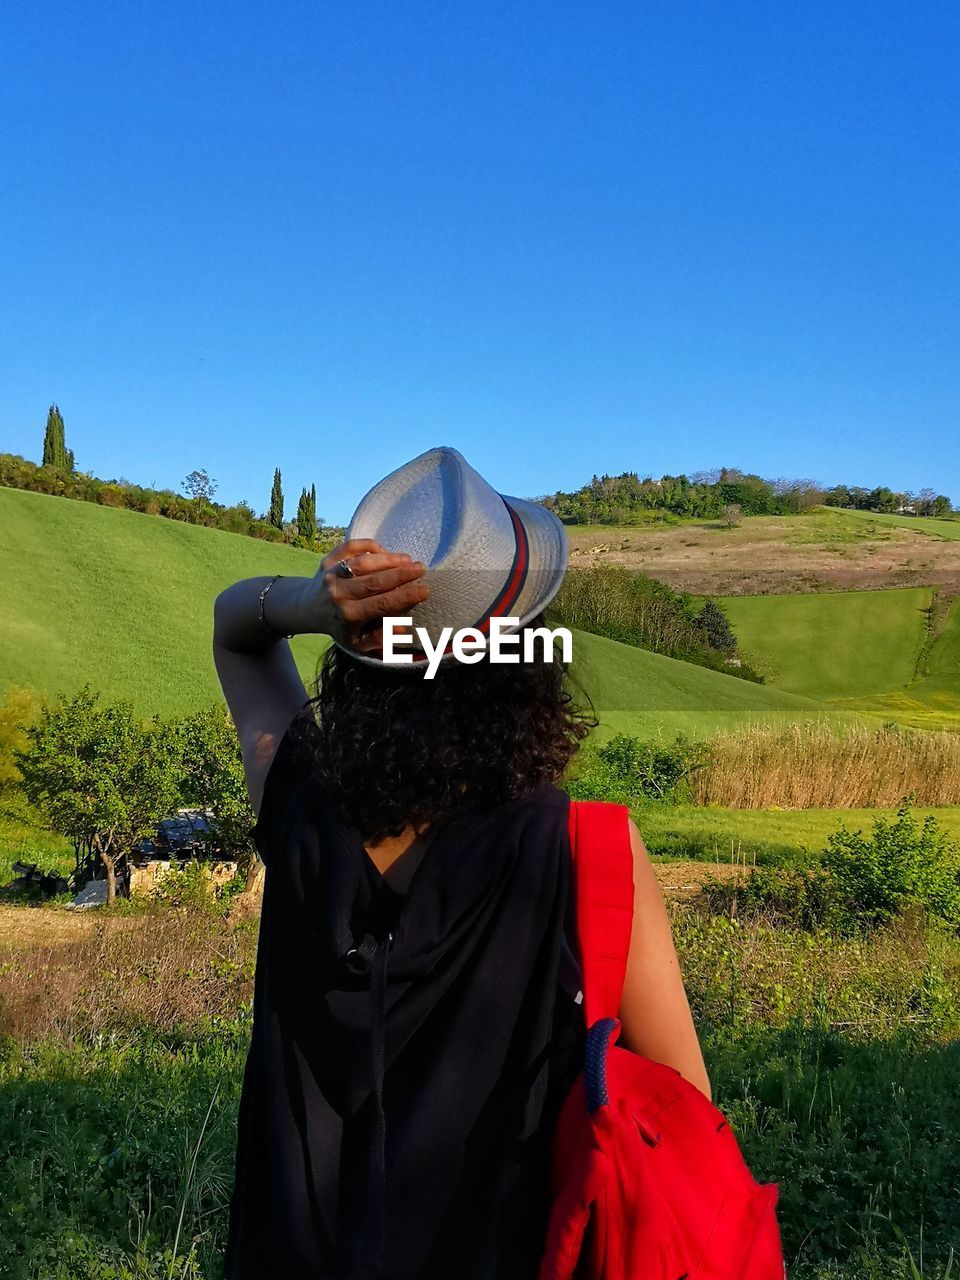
[0,486,828,732]
[720,587,960,729]
[0,485,329,714]
[720,588,932,700]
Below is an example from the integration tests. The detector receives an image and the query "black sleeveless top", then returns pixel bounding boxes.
[225,711,585,1280]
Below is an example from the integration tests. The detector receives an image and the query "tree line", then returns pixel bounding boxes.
[541,468,955,525]
[0,405,343,552]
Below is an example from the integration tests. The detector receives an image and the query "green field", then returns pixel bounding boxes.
[0,486,833,735]
[0,486,330,713]
[720,588,932,700]
[720,587,960,728]
[838,507,960,540]
[640,802,960,863]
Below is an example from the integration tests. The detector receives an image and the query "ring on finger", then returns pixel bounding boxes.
[336,559,356,579]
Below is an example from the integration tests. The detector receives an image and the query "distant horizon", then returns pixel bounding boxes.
[3,418,955,524]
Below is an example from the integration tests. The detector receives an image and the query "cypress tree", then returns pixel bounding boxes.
[269,468,284,528]
[42,405,68,469]
[310,483,317,530]
[297,487,316,542]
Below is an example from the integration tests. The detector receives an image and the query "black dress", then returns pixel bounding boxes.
[225,711,584,1280]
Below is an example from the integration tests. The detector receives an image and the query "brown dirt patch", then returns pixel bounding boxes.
[0,902,116,948]
[566,521,960,594]
[654,861,746,900]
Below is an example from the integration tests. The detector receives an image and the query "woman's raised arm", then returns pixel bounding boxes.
[213,539,428,814]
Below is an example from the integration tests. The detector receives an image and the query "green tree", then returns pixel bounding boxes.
[269,468,285,529]
[41,404,70,470]
[14,686,179,905]
[182,469,218,511]
[696,599,738,653]
[297,486,316,542]
[175,703,255,863]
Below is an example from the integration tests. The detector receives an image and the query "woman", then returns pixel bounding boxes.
[214,448,709,1280]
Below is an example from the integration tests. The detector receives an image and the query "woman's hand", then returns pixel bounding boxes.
[300,538,430,652]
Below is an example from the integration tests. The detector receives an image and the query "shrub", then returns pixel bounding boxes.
[569,733,710,803]
[707,807,960,935]
[703,865,835,931]
[149,859,225,913]
[824,805,960,932]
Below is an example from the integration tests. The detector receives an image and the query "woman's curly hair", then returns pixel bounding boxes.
[299,617,595,842]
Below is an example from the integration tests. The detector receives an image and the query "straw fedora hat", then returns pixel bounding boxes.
[338,446,569,667]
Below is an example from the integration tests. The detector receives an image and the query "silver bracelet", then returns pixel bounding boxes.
[258,575,293,638]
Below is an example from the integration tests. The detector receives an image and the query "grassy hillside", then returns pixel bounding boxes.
[720,587,960,729]
[570,628,830,739]
[832,596,960,728]
[720,588,932,700]
[0,486,828,737]
[0,485,329,714]
[838,508,960,540]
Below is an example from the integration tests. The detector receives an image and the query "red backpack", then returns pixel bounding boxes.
[540,801,785,1280]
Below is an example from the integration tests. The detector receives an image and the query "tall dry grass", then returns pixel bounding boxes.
[694,720,960,808]
[0,909,257,1043]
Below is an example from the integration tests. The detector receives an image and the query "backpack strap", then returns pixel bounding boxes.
[567,800,635,1029]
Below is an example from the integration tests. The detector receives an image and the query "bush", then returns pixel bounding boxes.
[706,807,960,936]
[148,859,229,913]
[824,805,960,932]
[568,733,710,803]
[703,865,835,930]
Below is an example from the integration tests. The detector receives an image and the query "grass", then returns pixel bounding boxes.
[3,903,960,1278]
[569,628,833,739]
[834,598,960,730]
[719,588,933,701]
[638,803,960,864]
[720,589,960,730]
[839,508,960,541]
[691,721,960,809]
[0,486,330,716]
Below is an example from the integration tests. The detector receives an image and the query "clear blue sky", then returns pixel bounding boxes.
[1,1,958,522]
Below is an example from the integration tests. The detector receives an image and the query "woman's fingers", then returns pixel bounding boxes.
[312,539,429,644]
[320,539,392,572]
[340,580,429,627]
[338,563,426,598]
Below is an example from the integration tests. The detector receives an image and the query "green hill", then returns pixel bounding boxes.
[721,588,960,729]
[0,485,329,715]
[0,486,826,735]
[569,629,828,738]
[837,508,960,540]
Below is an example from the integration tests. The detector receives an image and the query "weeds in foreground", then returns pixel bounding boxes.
[2,903,960,1277]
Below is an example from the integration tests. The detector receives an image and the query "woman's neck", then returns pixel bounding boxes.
[364,826,432,894]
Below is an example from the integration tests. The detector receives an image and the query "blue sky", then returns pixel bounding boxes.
[1,1,958,523]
